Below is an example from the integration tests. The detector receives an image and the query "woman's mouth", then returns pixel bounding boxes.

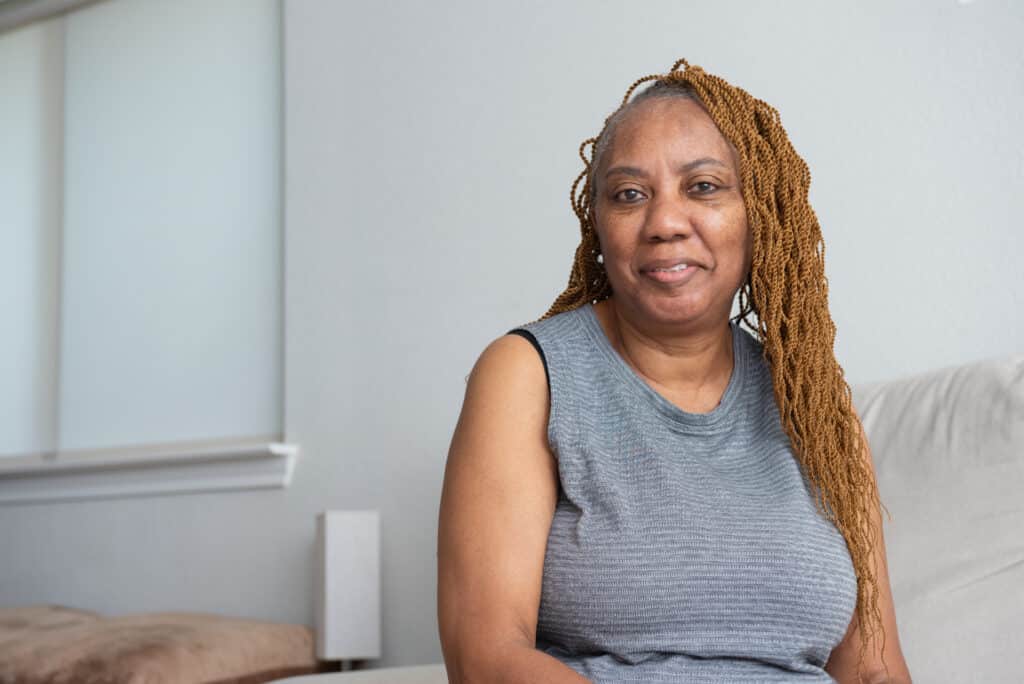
[643,263,699,284]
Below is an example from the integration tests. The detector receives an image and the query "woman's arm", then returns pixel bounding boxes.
[437,334,592,684]
[824,407,913,684]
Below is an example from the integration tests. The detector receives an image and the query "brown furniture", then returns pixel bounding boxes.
[0,605,323,684]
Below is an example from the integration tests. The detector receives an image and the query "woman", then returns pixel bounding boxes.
[437,59,912,683]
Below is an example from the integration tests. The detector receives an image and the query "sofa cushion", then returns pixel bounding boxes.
[851,354,1024,684]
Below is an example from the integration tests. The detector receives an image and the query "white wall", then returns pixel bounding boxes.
[1,0,1021,669]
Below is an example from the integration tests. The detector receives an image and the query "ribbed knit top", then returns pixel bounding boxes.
[510,303,857,683]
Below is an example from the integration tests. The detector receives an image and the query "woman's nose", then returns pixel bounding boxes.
[641,193,693,242]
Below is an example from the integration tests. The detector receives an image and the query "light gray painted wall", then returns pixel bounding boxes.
[1,0,1021,670]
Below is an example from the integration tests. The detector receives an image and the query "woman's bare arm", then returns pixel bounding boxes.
[437,334,591,684]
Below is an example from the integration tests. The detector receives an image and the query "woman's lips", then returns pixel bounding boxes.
[642,264,699,284]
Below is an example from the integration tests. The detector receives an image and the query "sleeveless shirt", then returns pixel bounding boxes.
[509,303,857,683]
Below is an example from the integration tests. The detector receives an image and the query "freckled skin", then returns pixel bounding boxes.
[592,98,752,341]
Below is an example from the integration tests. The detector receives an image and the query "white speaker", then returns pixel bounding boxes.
[315,510,381,662]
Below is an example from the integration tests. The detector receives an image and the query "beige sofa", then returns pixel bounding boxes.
[278,352,1023,683]
[851,352,1023,683]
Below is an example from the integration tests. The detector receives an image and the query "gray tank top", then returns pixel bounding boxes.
[511,303,857,683]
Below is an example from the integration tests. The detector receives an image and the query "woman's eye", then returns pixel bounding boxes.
[613,188,644,202]
[691,181,718,194]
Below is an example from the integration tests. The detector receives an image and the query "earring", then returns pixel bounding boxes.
[596,253,604,265]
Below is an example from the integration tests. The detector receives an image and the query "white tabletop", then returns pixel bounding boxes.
[272,664,447,684]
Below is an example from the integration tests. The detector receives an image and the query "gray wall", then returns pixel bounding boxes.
[2,0,1022,669]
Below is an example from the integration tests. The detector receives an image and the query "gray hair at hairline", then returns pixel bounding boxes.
[587,79,705,209]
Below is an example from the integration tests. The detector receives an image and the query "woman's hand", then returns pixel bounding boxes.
[437,334,592,683]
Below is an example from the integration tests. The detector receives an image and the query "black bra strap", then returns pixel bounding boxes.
[507,328,550,393]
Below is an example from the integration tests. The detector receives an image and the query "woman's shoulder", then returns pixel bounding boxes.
[731,322,794,418]
[732,319,767,365]
[468,332,549,405]
[510,304,589,348]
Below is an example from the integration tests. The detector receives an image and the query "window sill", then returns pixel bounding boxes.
[0,438,298,505]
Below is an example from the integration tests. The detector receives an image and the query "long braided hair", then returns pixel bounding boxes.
[539,58,891,680]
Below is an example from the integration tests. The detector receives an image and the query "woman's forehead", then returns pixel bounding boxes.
[602,98,738,171]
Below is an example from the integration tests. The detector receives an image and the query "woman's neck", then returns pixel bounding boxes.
[594,297,734,407]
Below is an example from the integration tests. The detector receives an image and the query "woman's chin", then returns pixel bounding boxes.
[635,294,715,325]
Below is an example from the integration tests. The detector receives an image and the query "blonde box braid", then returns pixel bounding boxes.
[538,58,891,681]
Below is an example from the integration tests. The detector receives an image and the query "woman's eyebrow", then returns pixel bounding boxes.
[604,165,647,179]
[604,157,729,179]
[680,157,728,172]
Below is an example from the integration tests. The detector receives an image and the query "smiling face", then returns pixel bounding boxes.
[591,96,751,332]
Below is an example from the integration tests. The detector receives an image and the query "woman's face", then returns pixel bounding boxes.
[592,97,751,331]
